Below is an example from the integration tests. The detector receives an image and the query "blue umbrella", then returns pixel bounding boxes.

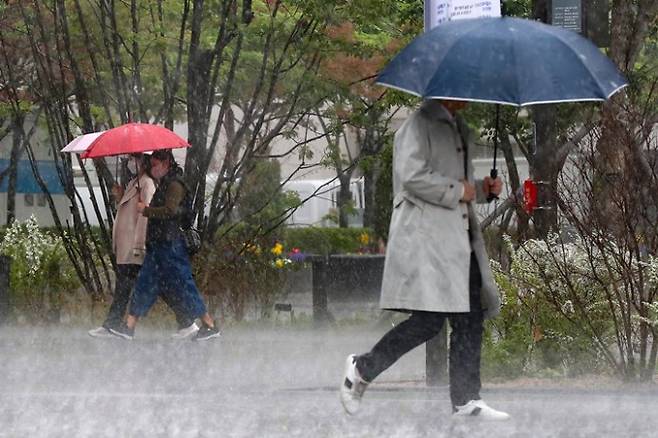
[377,17,628,199]
[377,17,627,106]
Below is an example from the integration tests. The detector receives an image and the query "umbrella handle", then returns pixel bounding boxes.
[487,105,501,203]
[487,168,499,202]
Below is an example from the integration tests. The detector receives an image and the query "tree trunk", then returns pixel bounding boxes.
[337,172,352,228]
[498,122,529,238]
[591,1,658,244]
[529,0,560,238]
[531,105,560,238]
[360,109,392,231]
[6,114,24,226]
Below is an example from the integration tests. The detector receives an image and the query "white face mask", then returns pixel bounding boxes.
[127,157,138,174]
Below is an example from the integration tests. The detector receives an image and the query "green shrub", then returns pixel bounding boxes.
[373,141,393,241]
[193,224,380,321]
[237,159,300,229]
[0,216,80,322]
[194,224,300,321]
[482,235,613,380]
[282,227,377,255]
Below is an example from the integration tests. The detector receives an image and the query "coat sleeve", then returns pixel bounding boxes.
[142,182,185,219]
[475,178,487,204]
[467,143,487,204]
[132,176,155,252]
[396,113,463,209]
[460,117,488,205]
[470,156,486,204]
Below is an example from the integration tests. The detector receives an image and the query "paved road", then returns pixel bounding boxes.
[1,325,656,437]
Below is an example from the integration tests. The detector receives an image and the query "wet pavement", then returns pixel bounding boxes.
[1,324,657,437]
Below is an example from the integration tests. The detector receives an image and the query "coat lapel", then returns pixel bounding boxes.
[119,179,139,206]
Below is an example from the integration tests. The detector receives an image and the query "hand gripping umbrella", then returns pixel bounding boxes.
[376,16,628,200]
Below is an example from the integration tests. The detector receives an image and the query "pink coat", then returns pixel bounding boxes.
[112,174,156,265]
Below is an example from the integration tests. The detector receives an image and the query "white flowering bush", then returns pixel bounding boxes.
[484,232,622,378]
[0,216,79,320]
[505,232,615,309]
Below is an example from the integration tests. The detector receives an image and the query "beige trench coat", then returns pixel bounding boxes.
[379,100,501,319]
[112,174,156,265]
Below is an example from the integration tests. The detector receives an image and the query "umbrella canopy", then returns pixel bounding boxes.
[73,123,189,159]
[376,17,628,106]
[61,131,105,154]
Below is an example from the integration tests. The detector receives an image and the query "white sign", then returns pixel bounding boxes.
[425,0,501,31]
[552,0,582,33]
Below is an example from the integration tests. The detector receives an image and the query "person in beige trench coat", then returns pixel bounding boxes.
[88,154,198,339]
[341,100,509,420]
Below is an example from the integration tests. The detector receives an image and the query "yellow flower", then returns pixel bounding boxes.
[359,232,370,246]
[275,258,285,268]
[245,243,262,256]
[271,242,283,256]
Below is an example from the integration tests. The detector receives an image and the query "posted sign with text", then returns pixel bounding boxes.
[424,0,501,31]
[552,0,582,33]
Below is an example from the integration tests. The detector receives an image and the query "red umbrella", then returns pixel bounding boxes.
[80,122,190,159]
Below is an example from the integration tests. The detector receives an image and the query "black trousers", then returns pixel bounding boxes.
[103,264,194,330]
[356,252,484,407]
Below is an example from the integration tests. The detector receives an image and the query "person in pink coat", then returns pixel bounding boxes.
[88,154,198,339]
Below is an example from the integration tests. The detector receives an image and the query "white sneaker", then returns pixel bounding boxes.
[88,326,115,338]
[453,400,510,421]
[340,354,369,415]
[171,322,200,339]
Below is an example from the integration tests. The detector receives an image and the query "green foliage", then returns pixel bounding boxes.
[194,224,299,321]
[627,24,658,119]
[282,226,376,255]
[373,141,393,241]
[0,217,80,322]
[481,325,530,380]
[484,234,629,379]
[237,159,300,230]
[501,0,532,18]
[302,0,419,217]
[0,100,32,119]
[483,262,607,380]
[395,0,424,32]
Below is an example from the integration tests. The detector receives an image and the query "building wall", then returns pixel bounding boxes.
[0,192,70,227]
[0,158,71,227]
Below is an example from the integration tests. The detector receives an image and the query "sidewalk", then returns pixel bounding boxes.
[0,325,656,437]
